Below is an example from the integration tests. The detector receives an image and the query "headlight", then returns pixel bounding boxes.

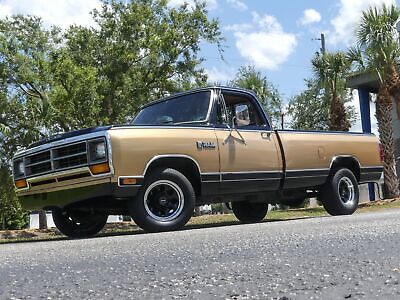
[17,161,24,174]
[89,139,107,162]
[94,142,106,159]
[13,159,25,178]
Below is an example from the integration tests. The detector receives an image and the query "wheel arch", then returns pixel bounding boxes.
[143,155,202,196]
[329,155,361,181]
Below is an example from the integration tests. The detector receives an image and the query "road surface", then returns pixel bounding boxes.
[2,209,400,299]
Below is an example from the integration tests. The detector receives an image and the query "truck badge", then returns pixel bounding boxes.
[196,141,216,150]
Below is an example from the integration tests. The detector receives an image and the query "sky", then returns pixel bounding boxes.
[0,0,398,133]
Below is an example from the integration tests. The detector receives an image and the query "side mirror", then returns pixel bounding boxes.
[235,104,250,126]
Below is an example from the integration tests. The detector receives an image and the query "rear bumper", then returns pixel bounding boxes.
[359,167,383,183]
[18,181,141,211]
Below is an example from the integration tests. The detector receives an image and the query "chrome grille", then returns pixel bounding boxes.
[25,151,52,177]
[15,138,107,179]
[52,142,88,170]
[53,142,86,158]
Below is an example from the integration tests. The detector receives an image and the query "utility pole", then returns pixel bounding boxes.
[313,33,326,55]
[320,33,326,54]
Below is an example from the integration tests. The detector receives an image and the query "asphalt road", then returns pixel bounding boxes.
[2,209,400,300]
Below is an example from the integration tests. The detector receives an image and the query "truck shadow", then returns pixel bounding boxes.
[2,215,329,244]
[96,215,327,239]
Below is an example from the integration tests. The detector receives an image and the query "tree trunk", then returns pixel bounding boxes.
[38,211,48,229]
[376,86,399,198]
[329,93,350,131]
[385,62,400,118]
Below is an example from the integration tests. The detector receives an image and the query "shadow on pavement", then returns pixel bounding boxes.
[2,215,327,244]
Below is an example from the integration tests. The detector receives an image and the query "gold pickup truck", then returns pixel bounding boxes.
[12,87,382,237]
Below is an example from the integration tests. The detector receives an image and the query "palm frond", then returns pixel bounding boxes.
[346,46,364,69]
[0,123,10,134]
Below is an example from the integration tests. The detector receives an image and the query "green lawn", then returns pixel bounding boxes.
[1,199,400,244]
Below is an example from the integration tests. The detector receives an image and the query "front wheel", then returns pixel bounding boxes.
[129,168,195,232]
[232,200,268,223]
[52,209,107,238]
[320,168,359,216]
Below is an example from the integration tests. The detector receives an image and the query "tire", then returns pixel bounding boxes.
[320,168,359,216]
[52,209,107,238]
[231,200,268,223]
[130,168,195,232]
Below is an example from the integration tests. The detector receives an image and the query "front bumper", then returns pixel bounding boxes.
[18,181,141,211]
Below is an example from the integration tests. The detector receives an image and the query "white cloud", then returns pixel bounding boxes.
[330,0,395,45]
[228,13,297,70]
[205,66,235,83]
[226,0,247,11]
[168,0,218,10]
[0,0,102,29]
[224,23,253,32]
[299,9,321,25]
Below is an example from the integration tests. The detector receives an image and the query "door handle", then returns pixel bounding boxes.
[261,132,271,141]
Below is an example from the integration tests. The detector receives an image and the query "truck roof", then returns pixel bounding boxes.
[140,86,258,109]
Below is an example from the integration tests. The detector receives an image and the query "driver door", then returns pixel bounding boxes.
[214,90,283,194]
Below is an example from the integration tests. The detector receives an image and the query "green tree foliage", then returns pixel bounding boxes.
[0,0,223,229]
[229,66,283,128]
[50,0,223,128]
[288,78,356,131]
[311,51,352,131]
[288,78,330,130]
[0,167,28,230]
[0,15,55,158]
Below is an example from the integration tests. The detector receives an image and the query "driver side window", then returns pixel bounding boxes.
[218,93,264,128]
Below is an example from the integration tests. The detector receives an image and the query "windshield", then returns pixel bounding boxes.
[132,91,211,125]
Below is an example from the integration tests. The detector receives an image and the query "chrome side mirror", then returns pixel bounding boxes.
[235,104,250,126]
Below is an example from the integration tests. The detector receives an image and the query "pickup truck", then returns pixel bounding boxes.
[12,87,383,238]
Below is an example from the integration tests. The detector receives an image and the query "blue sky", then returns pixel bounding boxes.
[192,0,396,99]
[170,0,396,133]
[0,0,398,132]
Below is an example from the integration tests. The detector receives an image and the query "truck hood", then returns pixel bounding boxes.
[27,126,113,149]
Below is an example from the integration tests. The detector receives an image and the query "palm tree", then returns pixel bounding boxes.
[312,51,351,131]
[354,4,400,198]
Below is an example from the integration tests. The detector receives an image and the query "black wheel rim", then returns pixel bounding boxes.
[338,176,355,205]
[143,180,184,221]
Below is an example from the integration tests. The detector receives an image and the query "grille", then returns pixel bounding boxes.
[53,142,88,170]
[17,139,107,179]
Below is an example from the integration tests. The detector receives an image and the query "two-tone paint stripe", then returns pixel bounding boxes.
[201,171,283,183]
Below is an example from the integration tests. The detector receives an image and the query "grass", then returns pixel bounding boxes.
[1,199,400,244]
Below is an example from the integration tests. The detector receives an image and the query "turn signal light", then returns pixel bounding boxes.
[121,178,137,185]
[14,179,28,189]
[90,162,110,175]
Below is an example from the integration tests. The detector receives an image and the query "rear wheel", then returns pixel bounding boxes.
[320,168,359,215]
[130,168,195,232]
[52,209,107,238]
[232,200,268,223]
